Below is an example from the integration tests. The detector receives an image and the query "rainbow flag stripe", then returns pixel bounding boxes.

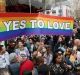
[0,13,74,41]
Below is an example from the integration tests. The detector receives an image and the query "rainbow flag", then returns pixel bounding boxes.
[0,13,74,41]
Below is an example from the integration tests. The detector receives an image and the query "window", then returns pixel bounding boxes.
[46,10,50,14]
[58,9,63,16]
[56,0,67,2]
[52,10,56,14]
[59,9,62,13]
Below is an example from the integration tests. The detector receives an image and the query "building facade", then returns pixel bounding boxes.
[44,0,73,17]
[69,0,80,18]
[0,0,6,12]
[0,0,79,18]
[45,5,72,17]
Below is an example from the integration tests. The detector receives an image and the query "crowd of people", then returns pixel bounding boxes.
[0,27,80,75]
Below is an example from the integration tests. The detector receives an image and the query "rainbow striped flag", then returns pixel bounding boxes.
[0,13,74,41]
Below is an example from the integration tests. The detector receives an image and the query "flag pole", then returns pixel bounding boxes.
[29,0,31,13]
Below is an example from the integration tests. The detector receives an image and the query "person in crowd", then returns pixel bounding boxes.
[37,56,50,75]
[74,39,80,47]
[70,50,77,65]
[76,48,80,64]
[32,54,39,75]
[37,41,49,57]
[32,51,50,75]
[54,35,66,52]
[7,39,16,54]
[9,53,18,63]
[9,53,20,75]
[26,38,36,59]
[32,50,42,60]
[46,36,55,53]
[64,48,73,66]
[35,41,40,50]
[66,37,73,48]
[0,45,10,75]
[75,28,80,39]
[64,48,75,75]
[43,45,53,65]
[49,52,68,75]
[15,40,30,59]
[19,58,34,75]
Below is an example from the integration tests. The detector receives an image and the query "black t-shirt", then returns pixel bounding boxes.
[76,28,80,39]
[38,64,50,75]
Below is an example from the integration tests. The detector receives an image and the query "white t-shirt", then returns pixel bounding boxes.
[77,51,80,62]
[0,55,6,67]
[20,50,27,57]
[15,47,30,58]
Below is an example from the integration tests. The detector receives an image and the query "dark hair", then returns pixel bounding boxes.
[52,53,62,64]
[0,45,3,51]
[55,49,64,54]
[23,71,32,75]
[36,56,44,65]
[17,40,24,45]
[29,37,37,44]
[45,45,51,49]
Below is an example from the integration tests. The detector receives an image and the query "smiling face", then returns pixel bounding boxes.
[18,41,24,48]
